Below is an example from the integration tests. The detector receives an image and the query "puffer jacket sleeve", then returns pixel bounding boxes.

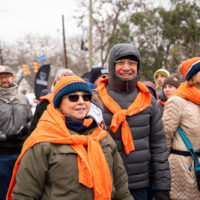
[105,135,133,200]
[149,98,171,191]
[12,143,49,200]
[22,95,33,123]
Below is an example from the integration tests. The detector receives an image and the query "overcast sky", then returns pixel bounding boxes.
[0,0,81,43]
[0,0,170,44]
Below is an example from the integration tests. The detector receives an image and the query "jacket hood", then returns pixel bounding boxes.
[143,81,157,100]
[108,43,141,92]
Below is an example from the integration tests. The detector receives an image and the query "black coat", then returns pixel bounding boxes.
[29,99,49,134]
[100,43,171,191]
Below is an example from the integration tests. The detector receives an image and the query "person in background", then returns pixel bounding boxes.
[81,71,91,82]
[158,73,181,115]
[143,81,157,100]
[154,68,170,99]
[39,88,50,98]
[89,67,109,86]
[7,75,133,200]
[163,57,200,199]
[20,89,27,96]
[29,68,74,134]
[0,65,32,200]
[95,43,170,200]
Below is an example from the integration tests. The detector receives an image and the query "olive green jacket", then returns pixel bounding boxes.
[12,132,133,200]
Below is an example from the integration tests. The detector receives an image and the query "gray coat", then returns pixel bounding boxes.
[0,96,32,154]
[100,44,170,191]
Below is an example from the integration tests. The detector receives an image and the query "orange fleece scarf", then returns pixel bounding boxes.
[39,93,53,103]
[158,99,166,106]
[95,78,151,154]
[173,81,200,105]
[7,103,112,200]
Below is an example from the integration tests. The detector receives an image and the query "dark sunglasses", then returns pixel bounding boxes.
[67,94,92,102]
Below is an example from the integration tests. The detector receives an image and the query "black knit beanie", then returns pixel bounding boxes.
[163,74,181,89]
[89,67,108,84]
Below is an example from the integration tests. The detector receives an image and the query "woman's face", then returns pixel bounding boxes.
[193,71,200,85]
[163,84,177,99]
[59,91,91,121]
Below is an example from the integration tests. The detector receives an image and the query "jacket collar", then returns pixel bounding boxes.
[108,74,139,92]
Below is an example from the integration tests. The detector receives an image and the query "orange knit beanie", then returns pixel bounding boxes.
[179,57,200,80]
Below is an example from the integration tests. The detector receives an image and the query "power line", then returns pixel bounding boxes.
[0,8,59,30]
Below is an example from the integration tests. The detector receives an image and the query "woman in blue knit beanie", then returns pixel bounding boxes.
[9,75,133,200]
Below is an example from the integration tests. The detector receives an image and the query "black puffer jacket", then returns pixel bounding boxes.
[101,43,170,191]
[29,99,49,134]
[158,91,167,116]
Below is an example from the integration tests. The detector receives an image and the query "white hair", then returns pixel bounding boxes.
[51,68,75,91]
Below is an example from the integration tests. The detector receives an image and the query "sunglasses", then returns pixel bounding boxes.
[66,94,92,102]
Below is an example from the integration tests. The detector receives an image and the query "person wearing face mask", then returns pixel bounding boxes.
[7,75,133,200]
[95,43,170,200]
[163,57,200,200]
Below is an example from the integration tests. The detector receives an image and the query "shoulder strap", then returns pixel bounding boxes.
[177,126,199,164]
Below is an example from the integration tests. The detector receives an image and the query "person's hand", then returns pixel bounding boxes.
[156,190,170,200]
[6,126,29,142]
[6,133,19,142]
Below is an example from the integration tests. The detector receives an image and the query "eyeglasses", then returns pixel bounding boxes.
[0,74,12,80]
[115,60,138,67]
[66,94,92,102]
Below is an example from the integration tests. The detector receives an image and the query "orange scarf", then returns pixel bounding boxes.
[39,93,53,103]
[7,103,112,200]
[158,99,166,106]
[95,78,151,154]
[173,81,200,105]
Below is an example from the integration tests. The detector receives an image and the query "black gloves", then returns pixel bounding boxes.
[6,125,29,142]
[156,190,170,200]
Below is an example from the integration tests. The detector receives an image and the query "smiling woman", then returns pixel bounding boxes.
[7,75,133,200]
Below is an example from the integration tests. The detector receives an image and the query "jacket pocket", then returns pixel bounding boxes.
[49,144,78,183]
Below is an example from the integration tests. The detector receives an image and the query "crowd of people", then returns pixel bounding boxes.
[0,43,200,200]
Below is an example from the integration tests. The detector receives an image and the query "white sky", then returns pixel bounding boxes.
[0,0,81,43]
[0,0,170,44]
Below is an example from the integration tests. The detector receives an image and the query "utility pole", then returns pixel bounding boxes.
[0,45,3,65]
[88,0,93,71]
[62,14,68,68]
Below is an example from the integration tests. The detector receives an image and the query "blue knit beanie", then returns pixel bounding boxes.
[53,76,92,108]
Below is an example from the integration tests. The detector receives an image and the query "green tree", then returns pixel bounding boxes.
[109,0,200,80]
[75,0,146,68]
[159,0,200,72]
